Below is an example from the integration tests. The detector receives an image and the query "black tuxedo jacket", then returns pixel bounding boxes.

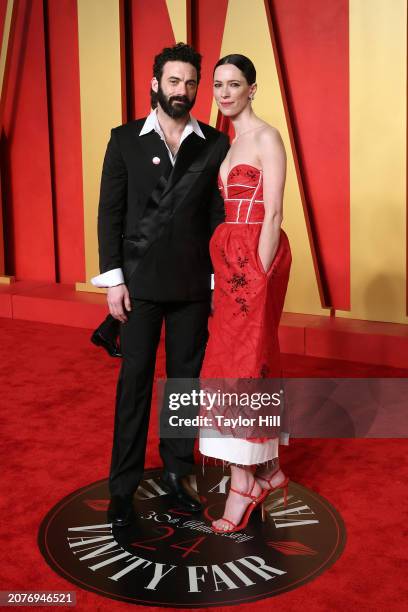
[97,118,229,301]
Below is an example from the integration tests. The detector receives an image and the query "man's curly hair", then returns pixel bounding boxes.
[150,42,202,109]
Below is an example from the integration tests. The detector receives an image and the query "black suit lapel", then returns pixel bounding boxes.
[125,130,172,270]
[161,132,206,198]
[137,129,173,183]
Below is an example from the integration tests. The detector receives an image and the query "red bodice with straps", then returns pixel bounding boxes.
[219,163,266,224]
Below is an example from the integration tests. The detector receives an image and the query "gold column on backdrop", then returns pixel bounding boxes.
[0,0,15,284]
[210,0,326,315]
[338,0,407,324]
[165,0,187,43]
[75,0,123,293]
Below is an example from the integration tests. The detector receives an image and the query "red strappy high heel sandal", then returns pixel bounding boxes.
[212,480,269,533]
[257,470,289,521]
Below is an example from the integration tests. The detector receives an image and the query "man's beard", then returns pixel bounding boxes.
[156,84,196,118]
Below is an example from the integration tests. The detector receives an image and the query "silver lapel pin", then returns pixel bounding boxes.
[152,156,160,165]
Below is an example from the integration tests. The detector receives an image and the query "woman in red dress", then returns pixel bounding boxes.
[199,54,292,532]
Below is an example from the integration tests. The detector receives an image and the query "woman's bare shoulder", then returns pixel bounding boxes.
[256,124,283,145]
[254,125,285,164]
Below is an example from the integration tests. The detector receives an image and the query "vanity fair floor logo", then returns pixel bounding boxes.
[38,468,346,607]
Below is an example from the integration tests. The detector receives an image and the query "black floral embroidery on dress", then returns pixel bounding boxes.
[228,273,247,292]
[229,167,242,180]
[246,169,257,180]
[229,167,260,181]
[237,255,249,268]
[260,364,270,378]
[220,248,231,268]
[235,296,249,314]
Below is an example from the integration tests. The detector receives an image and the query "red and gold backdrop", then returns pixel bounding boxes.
[0,0,406,324]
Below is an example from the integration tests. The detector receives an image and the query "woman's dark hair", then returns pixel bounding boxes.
[213,54,256,85]
[150,42,202,108]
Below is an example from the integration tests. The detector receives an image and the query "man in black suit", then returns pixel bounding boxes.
[91,43,229,526]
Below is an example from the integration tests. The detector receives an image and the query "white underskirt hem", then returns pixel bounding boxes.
[199,435,278,465]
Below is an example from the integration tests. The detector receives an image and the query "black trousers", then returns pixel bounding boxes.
[109,298,210,497]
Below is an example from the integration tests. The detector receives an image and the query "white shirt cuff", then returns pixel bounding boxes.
[211,274,215,290]
[91,268,124,288]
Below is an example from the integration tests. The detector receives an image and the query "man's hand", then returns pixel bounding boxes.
[107,284,131,323]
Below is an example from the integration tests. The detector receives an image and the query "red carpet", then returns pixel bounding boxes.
[1,317,407,611]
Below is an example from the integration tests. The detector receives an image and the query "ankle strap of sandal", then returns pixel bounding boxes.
[256,474,271,486]
[257,469,282,487]
[230,479,257,500]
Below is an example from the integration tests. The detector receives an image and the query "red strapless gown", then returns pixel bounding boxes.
[201,164,291,379]
[199,164,292,465]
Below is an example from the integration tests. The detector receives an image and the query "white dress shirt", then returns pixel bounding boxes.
[91,109,206,288]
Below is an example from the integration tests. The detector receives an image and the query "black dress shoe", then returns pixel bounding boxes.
[107,495,135,527]
[161,470,202,512]
[91,330,122,358]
